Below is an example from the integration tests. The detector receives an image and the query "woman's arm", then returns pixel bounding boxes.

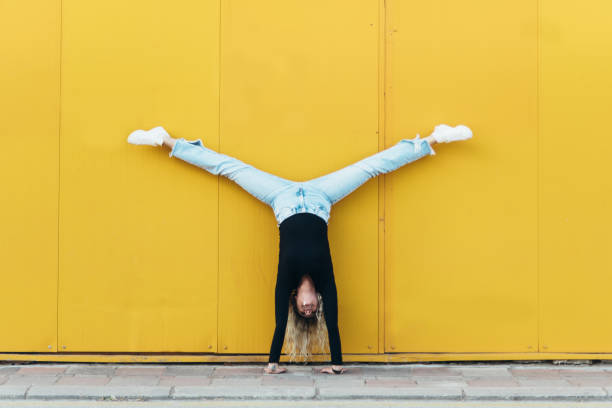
[320,276,343,373]
[265,276,292,374]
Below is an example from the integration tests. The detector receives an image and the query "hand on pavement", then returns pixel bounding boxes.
[320,365,345,374]
[264,363,287,374]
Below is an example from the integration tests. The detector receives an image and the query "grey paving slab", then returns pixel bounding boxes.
[4,375,58,385]
[364,378,417,387]
[410,367,463,376]
[210,378,261,386]
[466,377,520,387]
[159,375,211,386]
[318,386,463,400]
[115,366,166,376]
[515,378,572,387]
[464,386,607,400]
[108,375,160,386]
[359,366,415,377]
[315,378,365,388]
[164,365,214,376]
[64,365,117,376]
[415,380,468,387]
[173,385,316,399]
[558,368,612,377]
[17,366,67,375]
[56,375,110,385]
[262,376,314,386]
[568,378,612,386]
[27,385,171,400]
[0,386,29,399]
[212,367,263,377]
[510,368,562,378]
[0,367,20,375]
[413,376,468,386]
[458,367,512,377]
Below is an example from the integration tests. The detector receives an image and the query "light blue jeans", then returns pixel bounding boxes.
[169,137,434,225]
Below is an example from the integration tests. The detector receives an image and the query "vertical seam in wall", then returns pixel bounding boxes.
[377,0,387,355]
[217,0,222,354]
[56,0,63,353]
[536,0,542,353]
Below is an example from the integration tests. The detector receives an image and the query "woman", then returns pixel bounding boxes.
[127,124,472,374]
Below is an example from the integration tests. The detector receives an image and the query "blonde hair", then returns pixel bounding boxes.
[283,292,329,362]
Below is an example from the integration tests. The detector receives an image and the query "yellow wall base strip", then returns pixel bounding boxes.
[1,353,610,364]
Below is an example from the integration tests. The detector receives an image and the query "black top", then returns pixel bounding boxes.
[268,213,342,365]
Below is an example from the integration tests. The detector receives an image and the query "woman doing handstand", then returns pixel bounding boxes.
[127,124,472,374]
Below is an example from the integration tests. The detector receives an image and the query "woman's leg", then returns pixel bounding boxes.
[164,136,292,206]
[305,136,434,204]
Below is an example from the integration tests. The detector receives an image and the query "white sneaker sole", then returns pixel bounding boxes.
[127,126,169,146]
[432,124,473,143]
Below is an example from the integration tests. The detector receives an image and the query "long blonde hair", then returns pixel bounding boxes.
[283,292,329,362]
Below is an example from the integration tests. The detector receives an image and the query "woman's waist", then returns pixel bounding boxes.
[272,187,332,226]
[279,213,328,233]
[278,229,331,260]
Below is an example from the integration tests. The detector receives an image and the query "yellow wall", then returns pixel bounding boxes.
[1,0,611,359]
[58,0,220,352]
[385,0,539,353]
[0,0,60,352]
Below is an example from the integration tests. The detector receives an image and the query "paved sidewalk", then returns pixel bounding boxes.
[1,362,612,401]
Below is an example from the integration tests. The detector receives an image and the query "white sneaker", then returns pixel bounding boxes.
[127,126,169,146]
[430,124,473,143]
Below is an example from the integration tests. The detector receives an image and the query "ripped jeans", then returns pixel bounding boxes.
[169,136,434,225]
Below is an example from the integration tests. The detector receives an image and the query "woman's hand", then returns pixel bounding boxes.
[320,365,345,374]
[264,363,287,374]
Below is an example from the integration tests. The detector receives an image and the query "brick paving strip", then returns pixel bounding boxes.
[0,363,611,400]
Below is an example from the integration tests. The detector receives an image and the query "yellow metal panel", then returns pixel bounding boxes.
[58,0,219,352]
[539,0,612,352]
[218,0,380,354]
[385,0,538,352]
[0,0,60,351]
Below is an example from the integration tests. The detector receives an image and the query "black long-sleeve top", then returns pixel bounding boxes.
[268,213,342,365]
